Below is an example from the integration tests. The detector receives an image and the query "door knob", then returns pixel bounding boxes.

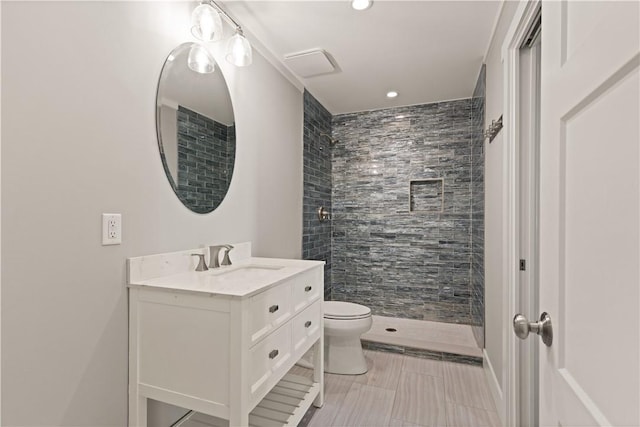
[513,312,553,347]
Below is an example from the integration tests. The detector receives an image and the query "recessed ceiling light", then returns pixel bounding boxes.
[386,91,398,98]
[351,0,373,11]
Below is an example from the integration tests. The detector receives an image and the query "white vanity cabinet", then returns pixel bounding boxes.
[127,247,324,427]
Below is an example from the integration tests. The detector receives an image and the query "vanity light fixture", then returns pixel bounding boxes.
[226,28,253,67]
[189,0,253,70]
[191,2,223,42]
[351,0,373,11]
[386,91,398,98]
[187,43,216,73]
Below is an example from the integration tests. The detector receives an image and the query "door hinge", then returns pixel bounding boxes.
[519,259,526,271]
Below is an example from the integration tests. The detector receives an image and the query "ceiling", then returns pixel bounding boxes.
[223,0,502,114]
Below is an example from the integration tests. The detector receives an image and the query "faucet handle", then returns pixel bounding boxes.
[221,245,234,266]
[190,254,208,272]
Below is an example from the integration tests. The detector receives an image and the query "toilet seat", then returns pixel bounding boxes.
[324,301,371,320]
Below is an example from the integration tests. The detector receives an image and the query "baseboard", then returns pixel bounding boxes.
[483,349,506,424]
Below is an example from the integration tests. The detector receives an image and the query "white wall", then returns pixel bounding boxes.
[483,1,519,422]
[1,2,303,425]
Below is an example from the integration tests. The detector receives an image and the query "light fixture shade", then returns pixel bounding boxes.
[225,30,252,67]
[191,3,223,42]
[188,44,216,74]
[351,0,373,11]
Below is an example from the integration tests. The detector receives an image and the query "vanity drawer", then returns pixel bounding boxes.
[249,322,292,402]
[292,300,322,356]
[292,267,322,313]
[249,282,292,344]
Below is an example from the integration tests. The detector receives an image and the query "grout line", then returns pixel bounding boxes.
[386,388,399,426]
[444,391,450,427]
[446,401,502,427]
[400,370,442,379]
[450,400,500,414]
[354,380,403,393]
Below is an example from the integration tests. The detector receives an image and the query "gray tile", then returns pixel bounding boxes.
[446,402,502,427]
[354,350,405,390]
[303,91,333,298]
[391,371,447,426]
[443,362,495,411]
[331,99,483,325]
[402,355,444,378]
[308,372,356,427]
[306,86,487,342]
[331,382,395,427]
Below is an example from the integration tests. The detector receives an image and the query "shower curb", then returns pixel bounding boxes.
[361,340,483,366]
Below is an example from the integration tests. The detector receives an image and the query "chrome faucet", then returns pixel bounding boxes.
[209,244,234,268]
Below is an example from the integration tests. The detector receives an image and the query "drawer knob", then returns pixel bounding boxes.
[305,285,312,292]
[305,321,312,328]
[269,349,279,359]
[269,305,279,313]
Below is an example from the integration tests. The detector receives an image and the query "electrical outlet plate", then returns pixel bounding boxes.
[102,213,122,245]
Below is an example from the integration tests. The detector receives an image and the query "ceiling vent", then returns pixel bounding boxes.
[283,49,336,78]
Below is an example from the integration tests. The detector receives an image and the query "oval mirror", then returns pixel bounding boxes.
[156,42,235,214]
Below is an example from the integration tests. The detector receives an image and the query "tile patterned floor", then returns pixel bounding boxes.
[293,350,501,427]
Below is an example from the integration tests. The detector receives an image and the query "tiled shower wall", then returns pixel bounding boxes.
[302,90,486,330]
[175,106,235,213]
[471,65,486,347]
[302,91,333,299]
[332,100,474,323]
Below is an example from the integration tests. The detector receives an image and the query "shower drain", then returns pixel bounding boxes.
[385,328,397,332]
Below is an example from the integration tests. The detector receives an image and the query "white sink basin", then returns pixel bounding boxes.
[209,264,284,280]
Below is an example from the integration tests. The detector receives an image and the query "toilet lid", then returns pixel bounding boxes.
[324,301,371,320]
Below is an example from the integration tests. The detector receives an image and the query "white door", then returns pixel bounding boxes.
[539,1,639,426]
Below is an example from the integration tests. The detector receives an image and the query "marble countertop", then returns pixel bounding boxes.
[128,256,324,298]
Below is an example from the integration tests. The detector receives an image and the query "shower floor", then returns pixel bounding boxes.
[361,315,482,359]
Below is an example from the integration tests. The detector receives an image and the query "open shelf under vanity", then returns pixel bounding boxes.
[175,373,320,427]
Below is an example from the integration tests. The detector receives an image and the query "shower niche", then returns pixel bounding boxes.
[409,179,444,213]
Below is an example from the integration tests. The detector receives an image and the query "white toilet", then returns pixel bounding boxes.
[324,301,373,375]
